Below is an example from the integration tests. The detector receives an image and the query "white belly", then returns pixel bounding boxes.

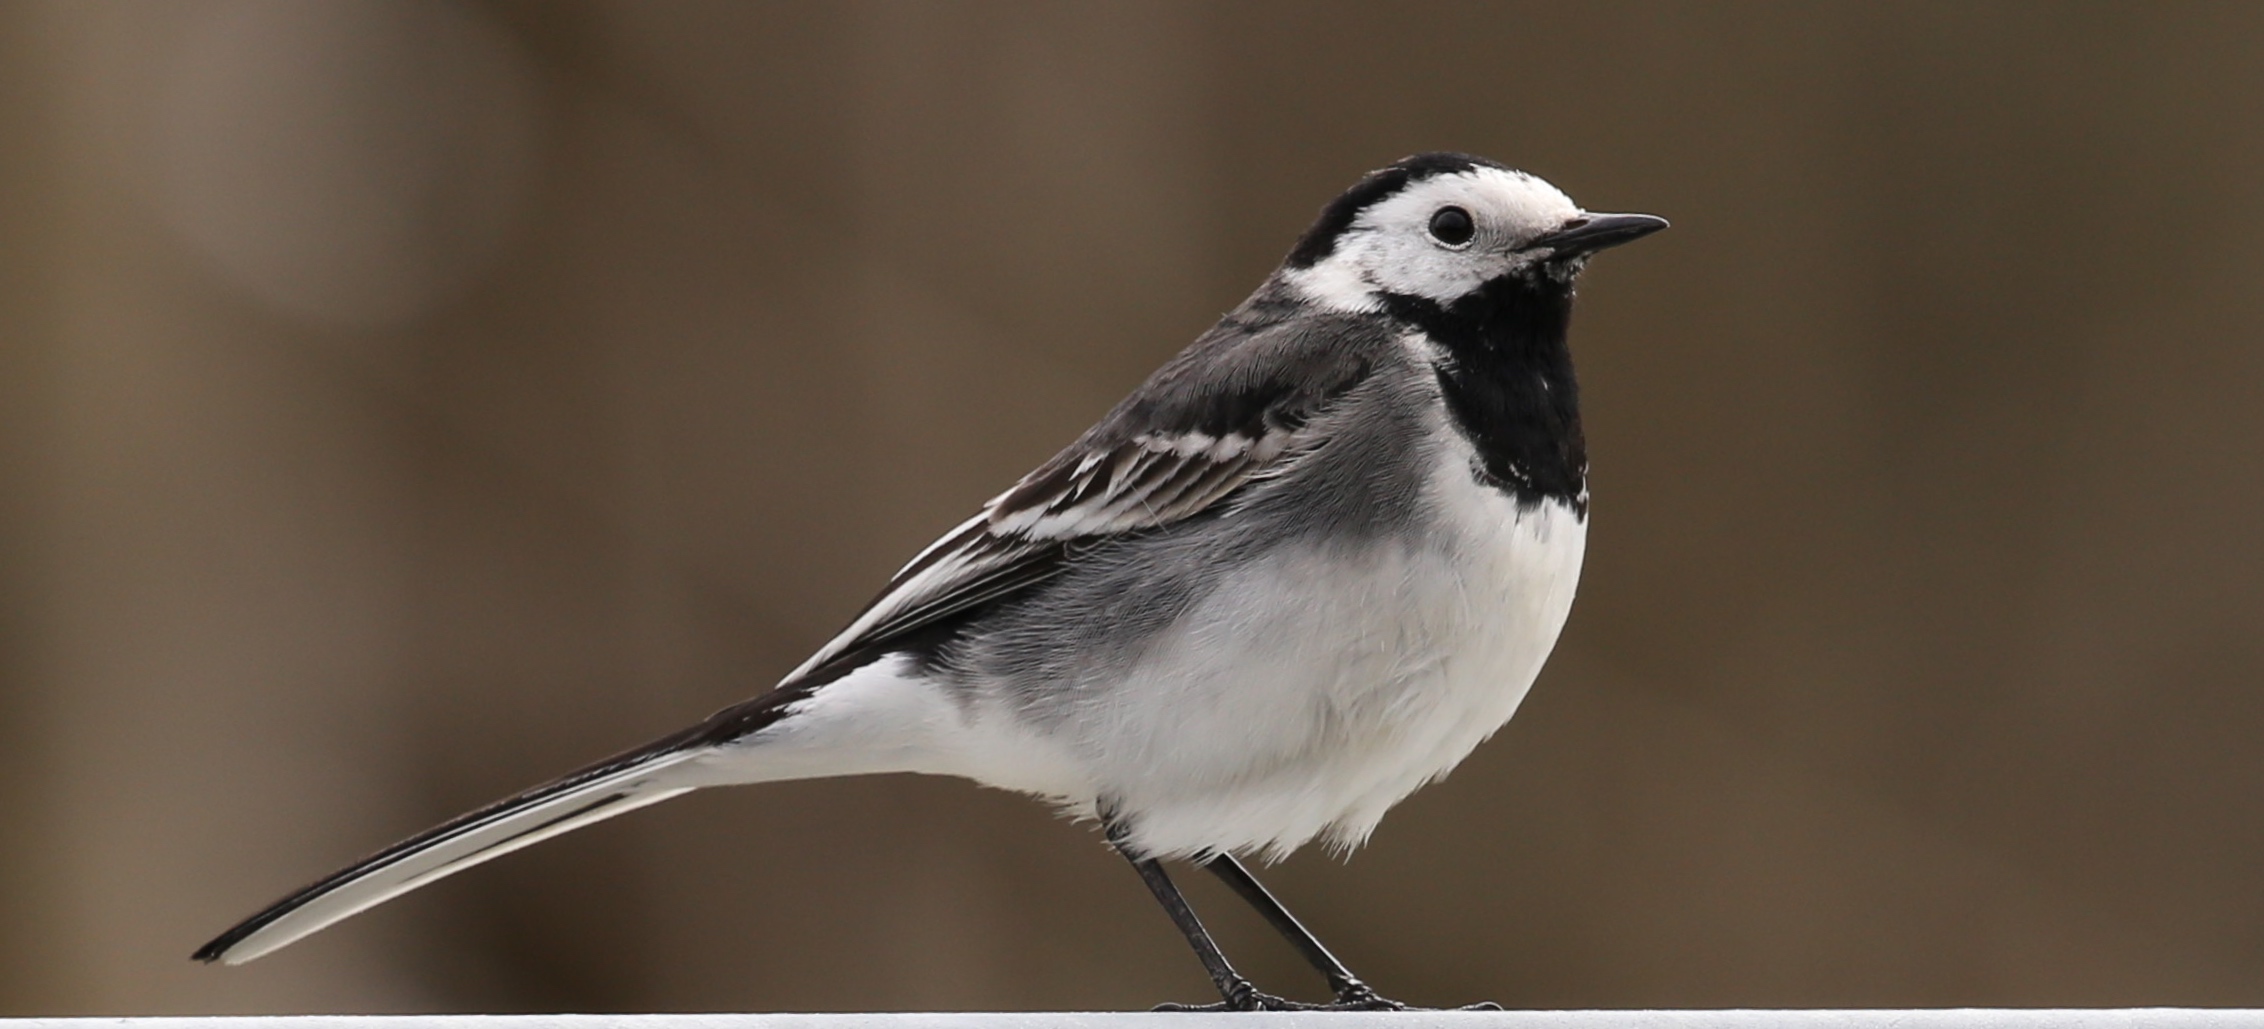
[734,444,1590,862]
[1058,464,1587,860]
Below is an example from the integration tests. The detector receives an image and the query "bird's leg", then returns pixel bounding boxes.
[1200,853,1399,1009]
[1202,853,1503,1012]
[1108,824,1287,1012]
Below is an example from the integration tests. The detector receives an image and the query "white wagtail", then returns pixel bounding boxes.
[196,152,1666,1011]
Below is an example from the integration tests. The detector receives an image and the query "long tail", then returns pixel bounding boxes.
[195,651,961,965]
[192,741,697,964]
[192,680,823,965]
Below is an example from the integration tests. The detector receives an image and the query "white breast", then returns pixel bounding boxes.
[741,440,1590,861]
[1052,438,1588,860]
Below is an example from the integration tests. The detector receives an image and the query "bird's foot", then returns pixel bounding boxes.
[1153,996,1501,1012]
[1319,980,1503,1011]
[1150,990,1295,1013]
[1152,976,1505,1013]
[1315,990,1500,1012]
[1154,996,1290,1012]
[1319,999,1503,1013]
[1153,977,1314,1011]
[1325,981,1407,1011]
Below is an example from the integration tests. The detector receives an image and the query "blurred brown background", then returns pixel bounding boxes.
[4,0,2264,1016]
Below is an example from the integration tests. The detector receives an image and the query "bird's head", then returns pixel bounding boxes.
[1280,153,1666,313]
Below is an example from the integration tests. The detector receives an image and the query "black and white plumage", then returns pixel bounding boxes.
[196,153,1665,1010]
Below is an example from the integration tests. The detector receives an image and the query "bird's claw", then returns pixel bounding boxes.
[1319,991,1502,1012]
[1327,981,1407,1010]
[1154,993,1504,1013]
[1154,979,1321,1012]
[1153,990,1295,1012]
[1152,973,1500,1012]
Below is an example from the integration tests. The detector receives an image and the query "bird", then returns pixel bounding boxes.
[194,152,1666,1011]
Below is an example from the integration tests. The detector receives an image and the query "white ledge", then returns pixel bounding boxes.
[3,1013,2259,1029]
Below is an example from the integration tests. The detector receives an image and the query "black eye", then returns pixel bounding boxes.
[1428,206,1475,246]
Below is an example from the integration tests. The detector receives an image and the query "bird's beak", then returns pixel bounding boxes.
[1524,212,1669,256]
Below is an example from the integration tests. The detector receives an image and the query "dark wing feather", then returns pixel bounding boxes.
[782,312,1382,687]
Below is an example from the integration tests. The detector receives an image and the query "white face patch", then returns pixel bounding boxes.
[1284,166,1583,312]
